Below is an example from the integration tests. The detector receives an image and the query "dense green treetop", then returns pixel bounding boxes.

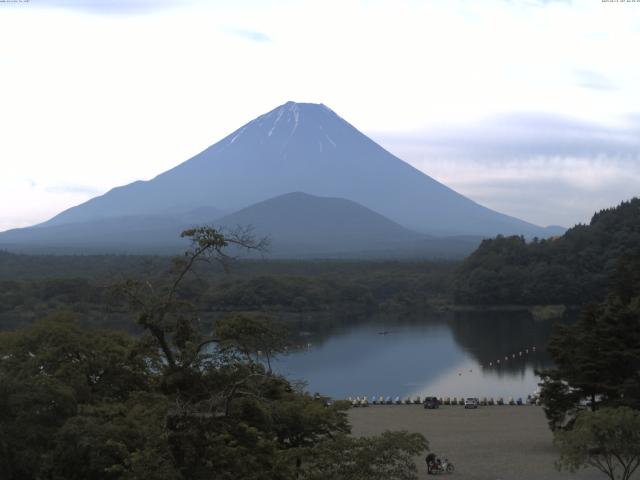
[454,198,640,305]
[0,255,454,331]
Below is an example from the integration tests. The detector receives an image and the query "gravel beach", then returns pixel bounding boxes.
[349,404,627,480]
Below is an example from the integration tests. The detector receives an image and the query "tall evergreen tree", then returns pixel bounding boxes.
[538,249,640,430]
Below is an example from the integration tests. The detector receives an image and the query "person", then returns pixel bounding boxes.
[425,453,436,474]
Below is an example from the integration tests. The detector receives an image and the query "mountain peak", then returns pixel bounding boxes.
[281,100,330,110]
[23,101,559,240]
[268,100,336,119]
[263,100,337,124]
[222,100,344,149]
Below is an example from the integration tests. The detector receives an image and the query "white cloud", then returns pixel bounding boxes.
[30,0,196,15]
[574,69,617,91]
[375,122,640,227]
[1,0,639,231]
[227,28,271,42]
[44,183,103,195]
[0,178,99,231]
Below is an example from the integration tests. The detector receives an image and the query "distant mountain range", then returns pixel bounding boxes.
[0,101,564,258]
[0,192,481,258]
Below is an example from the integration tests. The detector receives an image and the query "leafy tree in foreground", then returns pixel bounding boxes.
[0,313,163,479]
[214,313,289,373]
[0,226,429,480]
[300,431,428,480]
[555,407,640,480]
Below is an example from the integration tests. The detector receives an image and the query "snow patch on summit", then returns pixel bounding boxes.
[290,102,300,132]
[268,108,285,137]
[325,134,336,147]
[228,126,247,144]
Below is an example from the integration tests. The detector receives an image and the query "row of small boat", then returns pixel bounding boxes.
[347,395,541,407]
[348,396,422,406]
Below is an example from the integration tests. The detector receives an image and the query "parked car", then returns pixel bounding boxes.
[464,397,479,409]
[423,396,440,409]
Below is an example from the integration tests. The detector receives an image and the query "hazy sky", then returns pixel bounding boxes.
[1,0,639,231]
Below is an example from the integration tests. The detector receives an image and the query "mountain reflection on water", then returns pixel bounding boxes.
[273,311,568,399]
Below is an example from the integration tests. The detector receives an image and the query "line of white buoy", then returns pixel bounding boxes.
[346,395,541,407]
[483,345,537,368]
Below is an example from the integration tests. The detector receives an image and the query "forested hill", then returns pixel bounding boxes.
[453,198,640,306]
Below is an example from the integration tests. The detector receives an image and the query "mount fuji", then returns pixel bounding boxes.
[0,101,563,256]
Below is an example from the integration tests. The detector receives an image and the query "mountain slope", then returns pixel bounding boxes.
[0,193,481,257]
[36,101,559,238]
[0,206,223,254]
[214,192,454,257]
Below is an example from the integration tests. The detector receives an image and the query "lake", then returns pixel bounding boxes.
[273,311,565,400]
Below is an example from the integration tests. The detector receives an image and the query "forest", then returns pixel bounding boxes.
[453,198,640,306]
[0,253,455,332]
[3,199,640,334]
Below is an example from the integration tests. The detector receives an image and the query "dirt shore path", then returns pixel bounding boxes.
[349,405,619,480]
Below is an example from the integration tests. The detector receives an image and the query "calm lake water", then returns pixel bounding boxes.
[273,311,565,400]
